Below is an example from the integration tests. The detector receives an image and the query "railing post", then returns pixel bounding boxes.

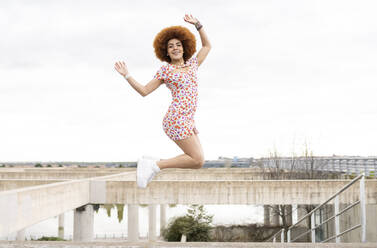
[364,160,368,176]
[334,195,340,243]
[360,173,366,242]
[281,229,284,243]
[311,213,315,243]
[273,236,276,243]
[346,159,350,175]
[287,229,291,242]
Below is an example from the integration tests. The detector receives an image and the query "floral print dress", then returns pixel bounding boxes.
[153,56,199,141]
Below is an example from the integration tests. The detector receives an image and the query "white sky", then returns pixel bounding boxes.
[1,0,376,162]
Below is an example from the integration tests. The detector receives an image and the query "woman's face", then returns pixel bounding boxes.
[167,38,184,61]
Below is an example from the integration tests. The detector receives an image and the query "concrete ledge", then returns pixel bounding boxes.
[0,179,90,236]
[0,241,376,247]
[100,180,377,205]
[0,172,118,180]
[0,171,136,237]
[0,179,65,191]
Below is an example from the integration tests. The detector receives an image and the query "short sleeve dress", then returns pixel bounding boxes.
[154,56,199,141]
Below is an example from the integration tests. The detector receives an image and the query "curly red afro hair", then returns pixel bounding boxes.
[153,25,196,63]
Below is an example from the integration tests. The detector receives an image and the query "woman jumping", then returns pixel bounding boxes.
[114,14,211,188]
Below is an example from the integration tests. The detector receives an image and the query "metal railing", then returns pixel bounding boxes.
[256,157,376,178]
[269,173,366,243]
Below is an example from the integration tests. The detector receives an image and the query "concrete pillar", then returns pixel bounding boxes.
[160,204,167,238]
[271,205,280,226]
[285,205,293,226]
[16,228,25,241]
[297,204,308,227]
[58,213,65,239]
[127,204,139,242]
[264,205,271,226]
[148,204,157,241]
[73,204,94,242]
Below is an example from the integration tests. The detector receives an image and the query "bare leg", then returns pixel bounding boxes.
[156,134,204,170]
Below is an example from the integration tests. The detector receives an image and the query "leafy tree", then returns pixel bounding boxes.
[103,204,114,217]
[116,204,124,223]
[162,204,213,242]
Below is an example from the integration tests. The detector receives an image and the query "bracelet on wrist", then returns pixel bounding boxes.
[195,21,203,31]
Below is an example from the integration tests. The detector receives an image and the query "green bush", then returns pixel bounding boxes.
[35,163,42,167]
[161,205,213,242]
[36,236,65,241]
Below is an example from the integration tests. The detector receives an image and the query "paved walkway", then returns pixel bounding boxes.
[0,241,376,248]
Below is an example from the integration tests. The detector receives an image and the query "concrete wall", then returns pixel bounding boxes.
[339,204,377,242]
[99,180,377,205]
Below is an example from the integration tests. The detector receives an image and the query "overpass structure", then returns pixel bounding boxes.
[255,156,377,178]
[0,167,376,246]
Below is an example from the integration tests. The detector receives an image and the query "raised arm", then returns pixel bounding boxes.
[184,14,212,67]
[114,61,163,97]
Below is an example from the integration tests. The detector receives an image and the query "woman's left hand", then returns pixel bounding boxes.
[183,14,199,25]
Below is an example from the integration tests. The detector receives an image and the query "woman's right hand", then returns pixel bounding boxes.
[114,61,129,77]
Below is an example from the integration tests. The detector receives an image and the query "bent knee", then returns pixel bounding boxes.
[192,155,205,169]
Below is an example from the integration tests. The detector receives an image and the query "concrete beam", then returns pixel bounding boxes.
[0,179,64,191]
[97,179,377,205]
[0,172,117,180]
[0,179,90,237]
[0,167,342,180]
[0,171,135,237]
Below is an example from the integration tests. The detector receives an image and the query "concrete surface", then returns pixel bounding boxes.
[101,179,377,205]
[1,168,376,244]
[0,241,376,247]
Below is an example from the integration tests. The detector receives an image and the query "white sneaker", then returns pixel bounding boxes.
[137,158,160,188]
